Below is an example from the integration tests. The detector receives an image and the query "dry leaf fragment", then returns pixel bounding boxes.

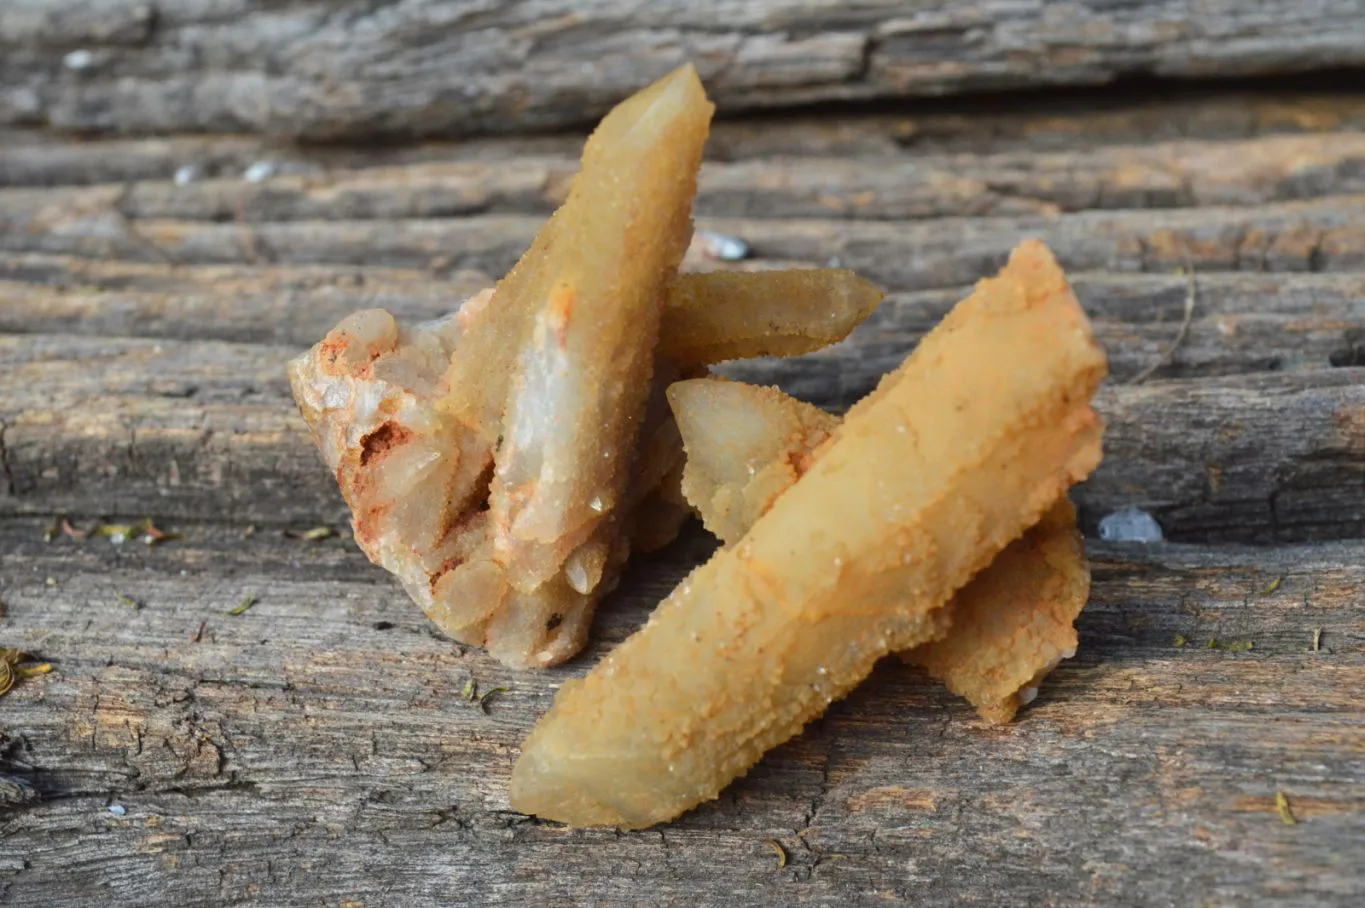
[478,686,509,715]
[0,650,53,699]
[137,519,181,545]
[1276,791,1298,826]
[94,523,137,544]
[60,518,89,541]
[228,595,257,616]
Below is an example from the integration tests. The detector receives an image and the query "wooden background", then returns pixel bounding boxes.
[1,2,1363,906]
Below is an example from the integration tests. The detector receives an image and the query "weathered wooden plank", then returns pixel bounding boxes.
[1,259,1361,381]
[7,92,1365,189]
[2,1,1364,139]
[5,129,1365,226]
[1078,370,1365,544]
[0,257,497,347]
[731,270,1365,392]
[1,330,1361,542]
[4,195,1365,292]
[1,519,1361,906]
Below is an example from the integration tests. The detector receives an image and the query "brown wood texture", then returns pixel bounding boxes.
[1,86,1364,907]
[2,1,1365,140]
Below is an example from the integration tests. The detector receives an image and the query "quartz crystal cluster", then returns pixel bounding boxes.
[290,64,1111,832]
[289,65,881,668]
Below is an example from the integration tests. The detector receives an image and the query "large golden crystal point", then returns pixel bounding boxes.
[510,240,1107,828]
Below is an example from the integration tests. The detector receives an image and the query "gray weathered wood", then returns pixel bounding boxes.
[3,1,1365,139]
[4,195,1365,292]
[1,518,1361,906]
[2,256,1360,379]
[0,330,1361,542]
[8,91,1365,189]
[2,79,1364,907]
[6,129,1365,225]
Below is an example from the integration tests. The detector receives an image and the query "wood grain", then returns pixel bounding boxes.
[2,255,1361,378]
[0,519,1361,906]
[1,76,1364,906]
[2,1,1364,139]
[0,330,1361,541]
[4,194,1365,292]
[5,129,1365,225]
[7,91,1365,188]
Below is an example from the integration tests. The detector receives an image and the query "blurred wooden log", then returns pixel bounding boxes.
[5,129,1365,225]
[2,1,1364,139]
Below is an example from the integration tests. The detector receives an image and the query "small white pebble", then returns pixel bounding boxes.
[826,256,844,268]
[44,577,57,587]
[63,50,95,71]
[173,164,203,186]
[1098,506,1164,543]
[1018,687,1039,705]
[243,160,278,183]
[107,804,126,817]
[695,230,750,262]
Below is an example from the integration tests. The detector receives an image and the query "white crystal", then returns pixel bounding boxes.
[1098,507,1164,543]
[695,230,749,261]
[173,164,202,186]
[63,50,94,71]
[243,160,278,183]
